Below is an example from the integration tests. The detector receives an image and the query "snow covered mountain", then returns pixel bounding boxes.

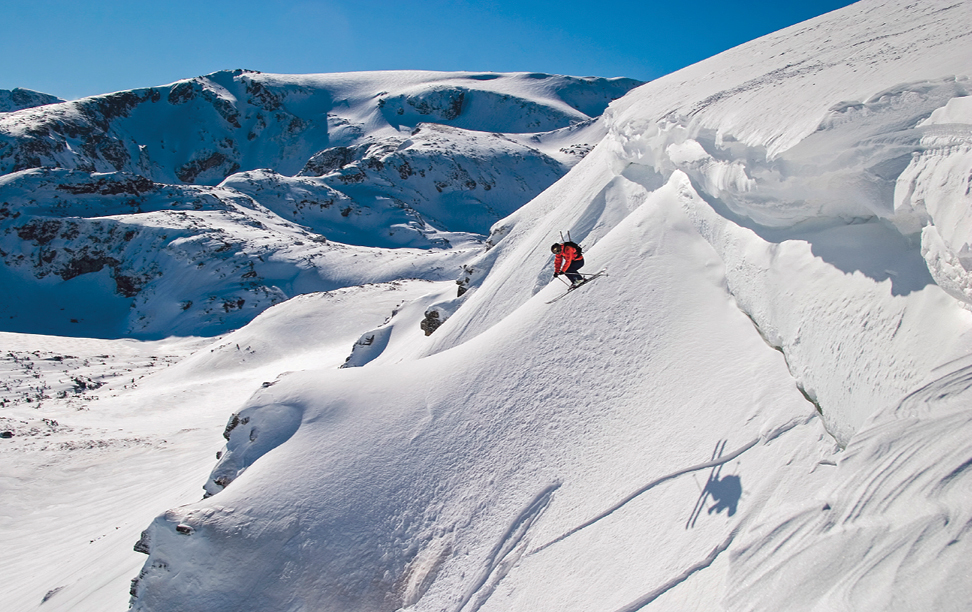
[3,1,972,611]
[0,71,639,337]
[0,88,63,113]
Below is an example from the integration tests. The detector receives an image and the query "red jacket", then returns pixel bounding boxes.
[554,243,582,274]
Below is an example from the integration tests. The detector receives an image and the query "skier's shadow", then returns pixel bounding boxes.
[685,440,743,529]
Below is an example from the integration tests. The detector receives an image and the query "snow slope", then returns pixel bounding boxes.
[3,0,972,611]
[123,1,972,612]
[0,280,450,611]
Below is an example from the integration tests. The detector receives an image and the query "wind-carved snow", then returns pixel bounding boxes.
[455,483,560,612]
[128,151,838,612]
[727,356,972,611]
[531,438,760,556]
[593,0,972,446]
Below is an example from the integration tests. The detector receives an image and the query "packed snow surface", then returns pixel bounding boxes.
[3,1,972,611]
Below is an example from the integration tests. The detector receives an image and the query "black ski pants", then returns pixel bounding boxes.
[563,258,584,284]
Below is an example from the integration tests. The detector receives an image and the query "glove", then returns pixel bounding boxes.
[554,272,561,277]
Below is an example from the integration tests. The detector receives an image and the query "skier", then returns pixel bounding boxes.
[551,241,584,286]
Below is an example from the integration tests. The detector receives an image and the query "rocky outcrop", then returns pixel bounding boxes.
[379,86,466,121]
[420,310,442,335]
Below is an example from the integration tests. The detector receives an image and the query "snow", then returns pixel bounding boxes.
[2,0,972,611]
[0,281,442,611]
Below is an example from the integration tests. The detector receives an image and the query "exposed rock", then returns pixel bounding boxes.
[420,310,442,336]
[59,254,121,281]
[299,146,358,177]
[56,174,156,196]
[167,82,197,105]
[41,586,65,603]
[379,87,466,122]
[16,219,62,244]
[133,530,151,554]
[89,90,156,126]
[243,77,283,111]
[456,264,476,297]
[176,152,239,184]
[222,413,249,440]
[409,87,465,120]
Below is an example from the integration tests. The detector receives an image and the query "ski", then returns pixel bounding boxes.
[546,270,607,304]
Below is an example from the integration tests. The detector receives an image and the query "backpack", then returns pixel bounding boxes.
[563,241,583,257]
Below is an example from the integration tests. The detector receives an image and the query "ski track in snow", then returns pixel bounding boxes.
[454,483,561,612]
[612,528,738,612]
[529,438,759,556]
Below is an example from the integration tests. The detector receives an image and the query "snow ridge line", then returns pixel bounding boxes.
[611,527,738,612]
[528,438,759,555]
[454,482,562,612]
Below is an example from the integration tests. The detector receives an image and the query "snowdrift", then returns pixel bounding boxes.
[126,1,972,612]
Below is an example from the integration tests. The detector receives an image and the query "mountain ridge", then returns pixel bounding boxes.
[0,70,642,338]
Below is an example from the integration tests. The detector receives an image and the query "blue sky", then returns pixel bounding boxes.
[3,0,857,100]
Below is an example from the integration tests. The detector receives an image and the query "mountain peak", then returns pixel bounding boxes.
[0,87,64,113]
